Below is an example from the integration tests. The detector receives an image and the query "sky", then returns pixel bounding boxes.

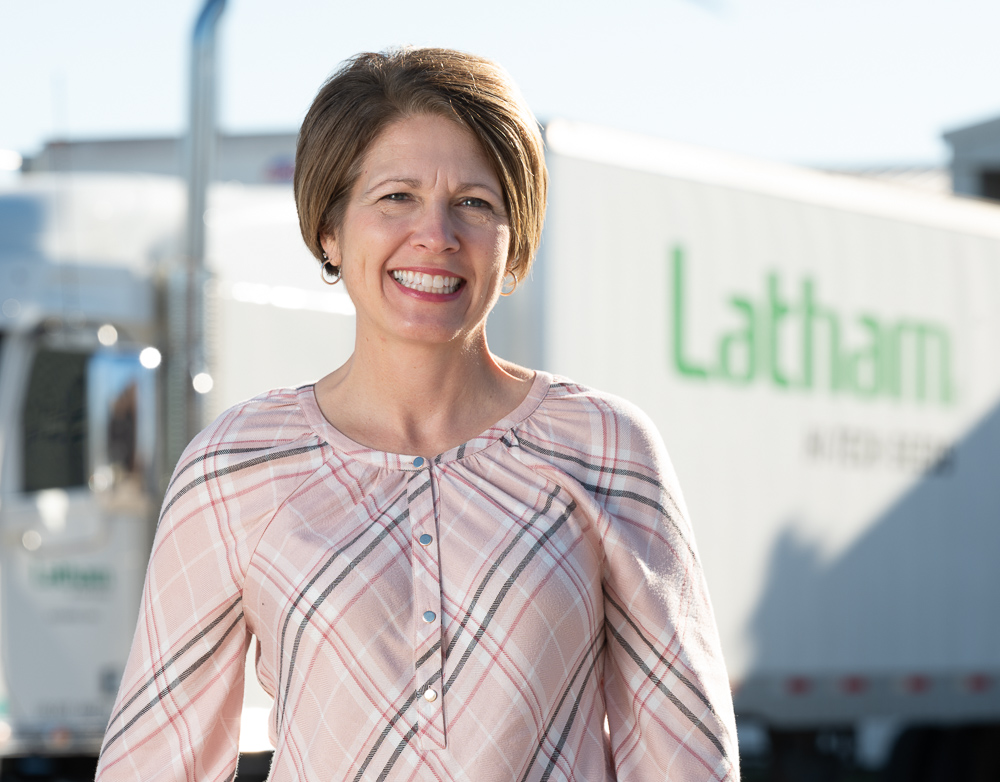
[2,0,999,169]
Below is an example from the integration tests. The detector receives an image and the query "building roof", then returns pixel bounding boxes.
[943,114,1000,151]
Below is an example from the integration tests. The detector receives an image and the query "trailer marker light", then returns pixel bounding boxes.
[840,676,868,694]
[965,674,992,693]
[48,728,72,749]
[193,372,214,394]
[98,324,118,346]
[787,677,811,695]
[902,675,930,693]
[139,347,162,369]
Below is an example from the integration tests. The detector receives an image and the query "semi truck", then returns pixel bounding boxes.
[1,120,999,778]
[0,173,355,777]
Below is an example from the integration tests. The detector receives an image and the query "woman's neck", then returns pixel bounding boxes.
[314,334,533,457]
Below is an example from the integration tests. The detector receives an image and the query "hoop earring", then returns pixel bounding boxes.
[320,253,341,285]
[500,272,517,297]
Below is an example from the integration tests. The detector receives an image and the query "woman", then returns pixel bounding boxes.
[97,48,738,781]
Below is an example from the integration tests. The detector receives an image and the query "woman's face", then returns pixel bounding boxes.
[321,113,511,351]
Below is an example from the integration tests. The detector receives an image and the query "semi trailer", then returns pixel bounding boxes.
[492,120,1000,778]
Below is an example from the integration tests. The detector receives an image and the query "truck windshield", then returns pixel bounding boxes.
[22,348,89,493]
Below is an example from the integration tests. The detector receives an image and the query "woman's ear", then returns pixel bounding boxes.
[320,234,341,266]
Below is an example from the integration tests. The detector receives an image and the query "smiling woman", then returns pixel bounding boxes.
[96,48,739,782]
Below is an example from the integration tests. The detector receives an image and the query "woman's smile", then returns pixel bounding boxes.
[390,268,465,295]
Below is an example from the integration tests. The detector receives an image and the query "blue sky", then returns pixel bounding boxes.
[2,0,998,166]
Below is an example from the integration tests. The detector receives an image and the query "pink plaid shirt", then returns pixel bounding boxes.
[97,372,738,781]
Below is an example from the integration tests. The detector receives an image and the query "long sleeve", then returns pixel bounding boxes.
[96,392,328,781]
[597,401,739,780]
[96,435,250,781]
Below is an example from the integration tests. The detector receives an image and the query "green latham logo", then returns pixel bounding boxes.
[670,246,954,404]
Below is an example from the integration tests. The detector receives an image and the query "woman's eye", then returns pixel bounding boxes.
[459,197,489,208]
[383,192,410,202]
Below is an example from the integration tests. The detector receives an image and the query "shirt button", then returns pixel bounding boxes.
[412,456,425,467]
[418,533,433,546]
[422,610,436,623]
[423,688,438,702]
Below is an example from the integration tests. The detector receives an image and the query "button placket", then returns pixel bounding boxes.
[408,464,446,750]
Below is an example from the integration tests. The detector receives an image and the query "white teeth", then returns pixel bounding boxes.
[391,270,462,294]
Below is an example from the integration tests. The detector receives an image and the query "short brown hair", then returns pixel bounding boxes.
[294,47,547,282]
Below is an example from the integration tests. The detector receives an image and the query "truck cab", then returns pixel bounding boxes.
[0,178,172,758]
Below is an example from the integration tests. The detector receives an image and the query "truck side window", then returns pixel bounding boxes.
[22,348,89,493]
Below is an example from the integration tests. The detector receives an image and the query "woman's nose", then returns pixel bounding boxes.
[410,202,459,254]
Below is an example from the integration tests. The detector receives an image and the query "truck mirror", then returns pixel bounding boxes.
[87,349,158,503]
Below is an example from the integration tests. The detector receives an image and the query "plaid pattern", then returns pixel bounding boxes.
[97,372,738,781]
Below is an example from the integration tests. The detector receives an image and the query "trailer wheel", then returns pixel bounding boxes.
[884,726,1000,782]
[768,729,843,782]
[236,751,273,782]
[0,755,98,782]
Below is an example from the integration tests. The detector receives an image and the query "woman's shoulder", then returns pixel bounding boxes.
[168,385,327,492]
[532,373,667,456]
[525,374,691,534]
[511,372,674,490]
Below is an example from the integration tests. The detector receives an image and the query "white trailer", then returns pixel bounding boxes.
[491,120,1000,774]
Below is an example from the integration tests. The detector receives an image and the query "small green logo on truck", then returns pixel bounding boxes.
[31,563,113,591]
[670,246,954,404]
